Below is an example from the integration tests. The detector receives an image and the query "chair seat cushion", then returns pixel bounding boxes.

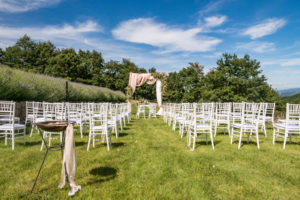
[0,123,26,130]
[232,123,256,129]
[92,125,112,131]
[274,123,300,130]
[191,124,211,129]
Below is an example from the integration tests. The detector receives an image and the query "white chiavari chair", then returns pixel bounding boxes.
[214,102,231,137]
[149,104,157,118]
[273,103,300,149]
[188,103,215,151]
[231,102,261,149]
[0,101,26,150]
[136,103,146,119]
[108,103,120,138]
[67,103,86,138]
[265,103,275,127]
[87,103,112,151]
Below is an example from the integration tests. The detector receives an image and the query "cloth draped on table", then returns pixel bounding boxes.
[58,124,81,196]
[129,72,163,115]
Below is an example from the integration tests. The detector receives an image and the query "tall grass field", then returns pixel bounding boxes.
[0,65,125,102]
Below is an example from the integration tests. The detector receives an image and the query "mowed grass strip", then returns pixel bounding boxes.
[0,107,299,199]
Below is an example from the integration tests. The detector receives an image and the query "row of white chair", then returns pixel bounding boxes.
[25,101,131,151]
[0,101,131,150]
[163,102,282,150]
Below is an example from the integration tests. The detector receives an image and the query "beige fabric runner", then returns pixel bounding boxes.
[58,124,81,196]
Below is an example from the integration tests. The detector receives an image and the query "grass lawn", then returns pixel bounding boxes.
[0,106,300,199]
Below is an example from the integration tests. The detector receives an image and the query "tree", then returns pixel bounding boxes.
[46,48,80,80]
[202,53,280,102]
[2,35,37,70]
[34,41,56,73]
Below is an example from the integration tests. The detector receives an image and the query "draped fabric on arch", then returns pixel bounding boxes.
[129,72,163,115]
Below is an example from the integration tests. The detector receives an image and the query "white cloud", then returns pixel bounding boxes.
[0,0,62,12]
[261,58,300,67]
[112,18,221,53]
[198,0,230,16]
[0,20,102,48]
[243,18,286,39]
[236,41,276,53]
[280,58,300,67]
[204,16,227,27]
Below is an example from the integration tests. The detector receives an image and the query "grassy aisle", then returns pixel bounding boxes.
[0,109,300,199]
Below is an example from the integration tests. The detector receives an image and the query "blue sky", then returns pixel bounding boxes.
[0,0,300,90]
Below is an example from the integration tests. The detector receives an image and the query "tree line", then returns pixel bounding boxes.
[0,35,281,105]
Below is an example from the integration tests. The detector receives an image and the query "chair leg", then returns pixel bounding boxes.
[23,129,26,144]
[289,135,292,144]
[80,124,83,138]
[191,134,196,151]
[106,133,110,151]
[263,124,267,137]
[227,124,231,137]
[214,125,217,137]
[93,132,95,148]
[30,124,35,137]
[115,124,119,138]
[12,130,15,150]
[210,130,215,150]
[5,131,7,145]
[87,131,91,151]
[230,127,234,144]
[272,128,276,144]
[256,129,260,149]
[238,129,243,149]
[283,131,287,149]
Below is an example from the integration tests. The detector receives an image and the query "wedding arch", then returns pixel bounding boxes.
[128,72,166,115]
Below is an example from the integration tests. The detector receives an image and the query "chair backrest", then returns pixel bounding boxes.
[54,103,66,120]
[266,103,275,118]
[0,101,15,125]
[32,102,43,122]
[286,104,300,126]
[26,101,34,117]
[192,103,214,127]
[215,102,231,120]
[89,103,108,129]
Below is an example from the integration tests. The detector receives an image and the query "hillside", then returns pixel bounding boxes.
[278,88,300,97]
[0,65,125,102]
[282,93,300,104]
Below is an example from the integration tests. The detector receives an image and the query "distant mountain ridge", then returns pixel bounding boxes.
[278,88,300,97]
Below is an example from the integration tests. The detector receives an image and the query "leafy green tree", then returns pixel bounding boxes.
[164,71,183,102]
[202,53,280,102]
[33,41,56,73]
[2,35,37,70]
[46,48,80,80]
[77,50,104,85]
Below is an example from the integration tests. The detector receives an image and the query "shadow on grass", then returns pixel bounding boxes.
[231,140,263,147]
[195,140,221,146]
[117,133,128,137]
[111,142,125,147]
[87,166,118,185]
[23,141,41,146]
[75,141,86,146]
[273,141,300,146]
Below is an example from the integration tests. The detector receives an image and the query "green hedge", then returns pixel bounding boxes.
[0,65,126,102]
